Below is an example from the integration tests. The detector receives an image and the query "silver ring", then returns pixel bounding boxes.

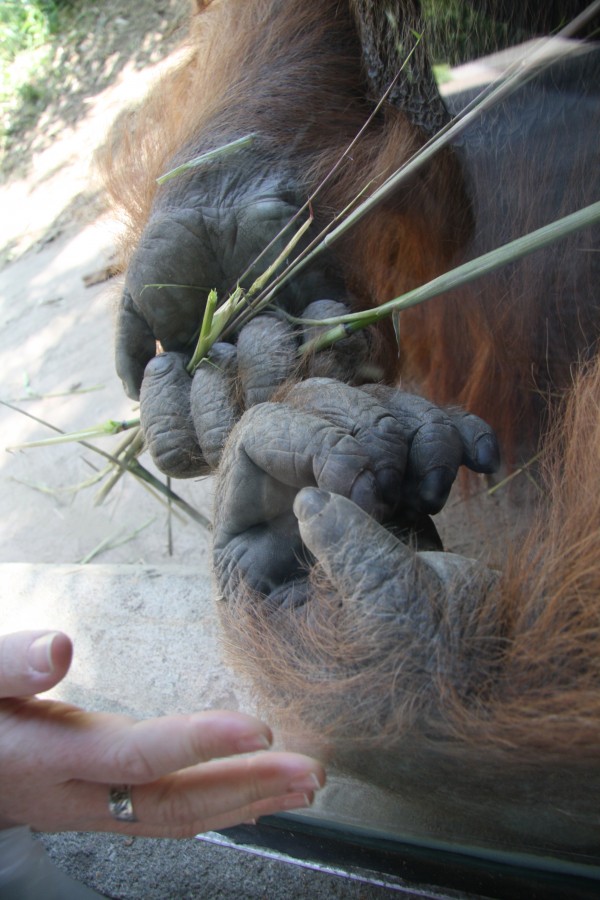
[108,784,138,822]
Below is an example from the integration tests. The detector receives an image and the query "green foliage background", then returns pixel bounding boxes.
[0,1,72,61]
[0,1,76,169]
[421,0,527,65]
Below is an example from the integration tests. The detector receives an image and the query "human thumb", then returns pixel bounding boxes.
[0,630,73,698]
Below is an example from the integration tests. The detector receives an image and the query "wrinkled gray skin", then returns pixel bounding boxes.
[139,300,371,479]
[126,0,498,615]
[116,0,440,405]
[130,148,501,600]
[116,158,349,402]
[211,379,499,610]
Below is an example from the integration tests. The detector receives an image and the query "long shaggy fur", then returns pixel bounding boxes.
[100,0,473,376]
[220,357,600,764]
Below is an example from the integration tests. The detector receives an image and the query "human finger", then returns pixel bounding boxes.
[122,751,325,834]
[176,788,317,836]
[104,790,318,839]
[0,631,72,698]
[11,751,324,837]
[52,709,283,784]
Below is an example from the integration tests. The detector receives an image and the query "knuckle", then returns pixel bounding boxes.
[143,353,176,379]
[154,781,205,828]
[237,757,265,806]
[111,740,157,784]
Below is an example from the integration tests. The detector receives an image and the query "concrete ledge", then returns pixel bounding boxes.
[0,563,241,718]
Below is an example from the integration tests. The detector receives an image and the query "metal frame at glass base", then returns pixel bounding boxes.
[196,814,600,900]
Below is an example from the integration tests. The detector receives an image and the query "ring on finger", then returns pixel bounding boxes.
[108,784,138,823]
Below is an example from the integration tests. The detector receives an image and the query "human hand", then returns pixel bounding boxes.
[0,631,324,837]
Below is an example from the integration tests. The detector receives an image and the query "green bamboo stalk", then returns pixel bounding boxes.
[298,201,600,355]
[7,418,140,450]
[156,134,256,184]
[257,25,598,308]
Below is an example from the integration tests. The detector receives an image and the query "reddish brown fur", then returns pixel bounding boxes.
[221,358,600,763]
[102,1,598,452]
[100,0,472,364]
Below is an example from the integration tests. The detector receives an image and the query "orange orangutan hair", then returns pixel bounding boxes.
[99,0,472,374]
[101,0,598,460]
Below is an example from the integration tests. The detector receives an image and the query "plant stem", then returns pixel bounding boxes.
[258,28,598,307]
[298,201,600,355]
[1,401,209,528]
[156,134,256,184]
[187,288,219,372]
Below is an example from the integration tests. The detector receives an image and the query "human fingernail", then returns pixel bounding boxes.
[28,633,58,674]
[287,773,322,793]
[279,793,313,811]
[236,733,272,753]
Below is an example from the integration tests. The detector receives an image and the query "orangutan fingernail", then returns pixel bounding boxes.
[475,433,500,471]
[294,487,330,520]
[419,468,451,510]
[28,633,58,674]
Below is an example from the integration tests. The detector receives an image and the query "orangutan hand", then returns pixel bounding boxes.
[212,378,499,609]
[138,301,370,478]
